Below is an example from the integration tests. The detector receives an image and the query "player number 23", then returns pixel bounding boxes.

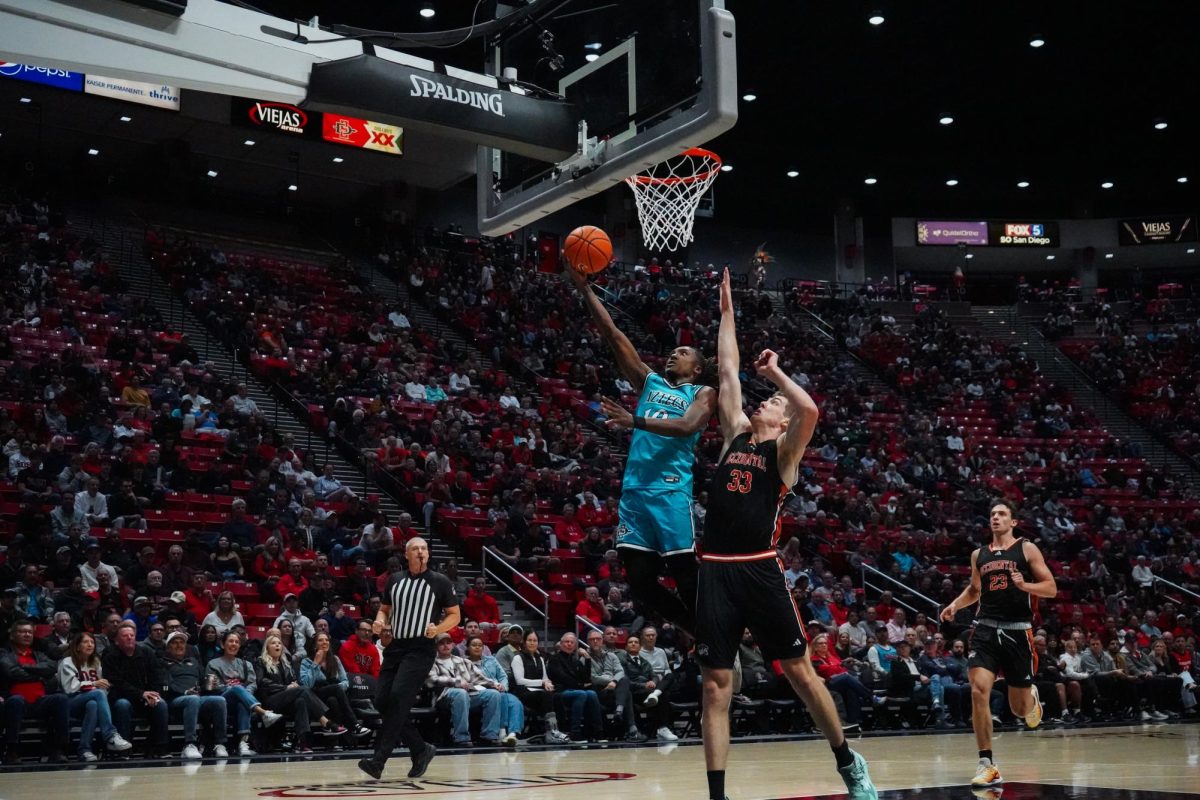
[988,573,1009,591]
[726,469,753,494]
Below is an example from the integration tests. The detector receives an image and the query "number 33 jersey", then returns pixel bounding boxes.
[701,432,791,556]
[976,538,1036,624]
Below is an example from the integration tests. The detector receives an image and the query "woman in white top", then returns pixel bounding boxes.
[509,630,570,743]
[58,631,132,761]
[1056,638,1090,721]
[201,590,245,636]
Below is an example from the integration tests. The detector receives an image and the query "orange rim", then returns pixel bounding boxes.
[626,148,723,186]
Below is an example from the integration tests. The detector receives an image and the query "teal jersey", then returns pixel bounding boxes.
[623,372,704,490]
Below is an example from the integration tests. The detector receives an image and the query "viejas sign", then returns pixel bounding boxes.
[1119,216,1197,245]
[234,98,316,137]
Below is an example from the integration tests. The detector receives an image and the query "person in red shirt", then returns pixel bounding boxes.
[553,504,586,547]
[1,620,71,763]
[462,577,501,628]
[338,621,381,678]
[809,633,874,732]
[575,585,608,627]
[392,513,420,547]
[182,572,214,623]
[274,558,311,600]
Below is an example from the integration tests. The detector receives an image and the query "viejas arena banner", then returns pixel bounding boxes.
[232,98,404,157]
[1119,215,1197,245]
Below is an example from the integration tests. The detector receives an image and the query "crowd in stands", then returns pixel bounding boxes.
[2,190,1198,766]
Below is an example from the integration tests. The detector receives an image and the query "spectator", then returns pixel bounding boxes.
[546,632,603,742]
[273,591,316,654]
[510,630,570,743]
[13,565,53,622]
[202,590,246,638]
[103,622,170,757]
[36,611,73,660]
[2,620,71,764]
[300,632,370,740]
[885,609,907,645]
[810,632,876,732]
[464,634,522,745]
[220,499,259,552]
[622,633,677,741]
[255,634,344,753]
[75,478,109,527]
[183,572,214,623]
[206,630,283,756]
[452,620,492,657]
[320,596,357,650]
[494,624,524,679]
[917,636,970,728]
[584,628,644,741]
[867,630,899,683]
[159,630,230,759]
[426,633,503,746]
[1132,556,1156,592]
[462,577,501,630]
[340,620,382,678]
[1057,638,1094,722]
[1081,636,1137,719]
[49,493,87,538]
[314,464,356,503]
[58,630,134,761]
[575,586,608,627]
[123,596,157,640]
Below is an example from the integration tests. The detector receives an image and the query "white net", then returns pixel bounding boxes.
[624,148,722,252]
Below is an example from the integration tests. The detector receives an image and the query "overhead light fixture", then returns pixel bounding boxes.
[965,253,974,259]
[1155,121,1169,130]
[864,177,878,185]
[1105,253,1114,259]
[332,157,344,163]
[1029,37,1046,48]
[742,93,757,102]
[119,115,132,123]
[287,184,298,191]
[939,115,954,126]
[1101,181,1114,189]
[243,139,256,146]
[786,170,799,178]
[1046,254,1056,260]
[420,4,435,18]
[1189,248,1197,254]
[1178,176,1189,184]
[720,165,733,172]
[206,170,218,178]
[1017,180,1030,188]
[585,42,602,51]
[945,178,959,187]
[18,97,31,104]
[87,148,99,156]
[868,13,885,25]
[585,54,599,62]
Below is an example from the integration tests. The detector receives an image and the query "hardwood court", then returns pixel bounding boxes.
[1,725,1196,800]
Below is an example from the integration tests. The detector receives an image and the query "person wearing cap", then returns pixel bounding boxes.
[493,624,524,680]
[320,596,357,650]
[164,591,198,635]
[44,545,80,589]
[124,547,160,598]
[426,632,503,746]
[273,591,316,654]
[159,629,230,759]
[123,595,157,641]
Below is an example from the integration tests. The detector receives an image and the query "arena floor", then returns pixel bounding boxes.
[2,724,1195,800]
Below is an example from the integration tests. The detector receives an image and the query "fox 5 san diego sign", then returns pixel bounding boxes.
[988,221,1059,247]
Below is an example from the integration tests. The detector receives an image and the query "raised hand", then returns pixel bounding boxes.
[753,349,779,377]
[720,267,733,314]
[600,397,634,430]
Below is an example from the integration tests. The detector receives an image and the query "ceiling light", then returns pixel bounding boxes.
[1155,122,1169,131]
[945,179,959,187]
[585,54,599,62]
[965,253,974,260]
[1017,180,1030,188]
[742,93,757,102]
[206,170,218,178]
[1189,248,1197,254]
[243,139,256,146]
[939,115,954,126]
[18,97,31,104]
[87,148,99,156]
[1101,181,1114,189]
[720,165,732,172]
[585,42,602,51]
[1029,37,1045,48]
[868,14,885,25]
[1046,254,1056,260]
[332,157,344,163]
[1178,176,1189,184]
[864,177,878,185]
[119,115,132,123]
[287,184,298,191]
[1105,253,1114,259]
[419,4,435,18]
[786,170,799,178]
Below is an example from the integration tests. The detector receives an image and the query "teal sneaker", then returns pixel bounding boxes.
[837,750,879,800]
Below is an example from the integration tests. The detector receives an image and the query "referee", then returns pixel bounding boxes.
[358,537,460,780]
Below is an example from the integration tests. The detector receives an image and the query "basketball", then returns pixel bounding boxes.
[564,225,613,274]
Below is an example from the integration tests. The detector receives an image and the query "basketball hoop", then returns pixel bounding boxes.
[625,148,722,252]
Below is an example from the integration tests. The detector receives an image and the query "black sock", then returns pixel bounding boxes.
[979,749,993,762]
[707,770,726,800]
[832,739,854,770]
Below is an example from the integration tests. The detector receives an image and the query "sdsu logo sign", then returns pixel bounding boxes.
[323,113,404,156]
[247,101,309,135]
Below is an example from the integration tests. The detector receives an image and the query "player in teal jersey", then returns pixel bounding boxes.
[566,266,716,633]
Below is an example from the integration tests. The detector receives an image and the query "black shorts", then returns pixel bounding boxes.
[695,558,807,669]
[966,625,1037,688]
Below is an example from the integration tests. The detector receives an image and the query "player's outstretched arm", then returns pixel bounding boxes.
[757,350,818,486]
[717,267,751,446]
[940,549,981,622]
[565,266,652,392]
[1014,540,1059,598]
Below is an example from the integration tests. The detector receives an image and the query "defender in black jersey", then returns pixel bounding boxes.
[696,269,876,800]
[941,500,1057,788]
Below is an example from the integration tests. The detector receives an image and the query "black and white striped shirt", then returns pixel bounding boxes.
[384,570,458,640]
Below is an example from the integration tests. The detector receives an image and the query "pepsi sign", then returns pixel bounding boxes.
[0,62,84,92]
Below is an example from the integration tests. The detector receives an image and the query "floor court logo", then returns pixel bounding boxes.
[258,772,635,797]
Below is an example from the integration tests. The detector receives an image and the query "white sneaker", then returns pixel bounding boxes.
[1024,684,1043,729]
[546,729,571,744]
[1150,710,1169,721]
[213,745,229,758]
[656,726,678,742]
[238,741,256,757]
[261,711,283,728]
[81,751,98,762]
[1140,710,1152,722]
[182,744,203,760]
[502,732,518,746]
[105,733,133,752]
[643,690,662,708]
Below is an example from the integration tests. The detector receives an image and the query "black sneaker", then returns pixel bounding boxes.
[358,758,383,780]
[407,744,436,779]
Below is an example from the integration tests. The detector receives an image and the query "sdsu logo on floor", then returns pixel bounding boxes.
[258,772,634,797]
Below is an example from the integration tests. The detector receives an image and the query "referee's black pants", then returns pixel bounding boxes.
[373,638,436,765]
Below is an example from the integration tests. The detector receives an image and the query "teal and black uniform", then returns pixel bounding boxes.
[615,372,705,556]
